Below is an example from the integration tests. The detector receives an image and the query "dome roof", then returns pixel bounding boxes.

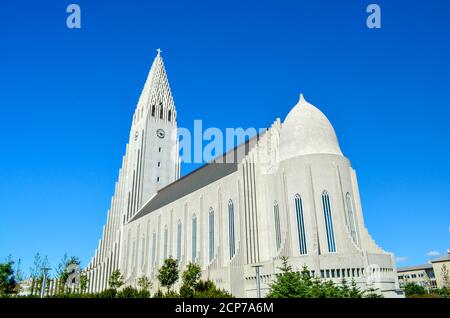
[279,94,343,161]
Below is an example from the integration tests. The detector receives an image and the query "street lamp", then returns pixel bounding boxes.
[251,265,263,298]
[40,267,51,298]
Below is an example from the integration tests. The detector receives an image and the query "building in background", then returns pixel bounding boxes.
[397,264,436,289]
[431,252,450,289]
[397,251,450,290]
[84,51,403,297]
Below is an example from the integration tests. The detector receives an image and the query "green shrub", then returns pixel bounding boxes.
[437,287,449,298]
[403,283,427,297]
[193,279,233,298]
[164,290,180,298]
[98,288,117,298]
[153,289,164,298]
[266,257,369,298]
[116,286,139,298]
[179,283,194,298]
[137,289,151,298]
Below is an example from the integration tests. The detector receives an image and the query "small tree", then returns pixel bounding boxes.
[137,275,152,297]
[29,253,42,280]
[79,273,89,294]
[266,257,305,298]
[348,279,363,298]
[5,256,24,294]
[180,262,201,297]
[157,257,179,293]
[137,275,152,291]
[29,253,42,296]
[109,270,124,290]
[364,287,383,298]
[56,254,80,294]
[28,253,50,296]
[14,258,24,282]
[56,254,69,281]
[404,283,427,297]
[441,264,449,289]
[0,261,17,297]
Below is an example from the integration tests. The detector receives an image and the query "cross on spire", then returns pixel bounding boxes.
[156,48,162,56]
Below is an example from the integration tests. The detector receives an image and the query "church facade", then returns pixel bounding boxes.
[84,51,402,297]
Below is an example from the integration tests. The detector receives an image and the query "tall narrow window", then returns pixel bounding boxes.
[176,221,182,261]
[192,214,197,262]
[322,191,336,252]
[140,236,145,271]
[163,225,168,259]
[273,201,282,251]
[228,200,236,259]
[209,208,215,262]
[168,110,172,122]
[131,239,136,268]
[346,193,358,245]
[160,106,163,119]
[295,194,307,255]
[151,105,155,117]
[151,231,156,267]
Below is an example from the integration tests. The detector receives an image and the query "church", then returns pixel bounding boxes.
[84,50,402,297]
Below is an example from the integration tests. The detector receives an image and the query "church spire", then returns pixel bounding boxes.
[136,48,176,115]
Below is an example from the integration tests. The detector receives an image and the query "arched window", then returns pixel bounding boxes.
[295,194,307,255]
[163,225,168,259]
[168,110,172,122]
[273,201,282,251]
[322,191,336,252]
[140,236,146,271]
[346,193,358,245]
[192,214,197,262]
[160,105,163,119]
[228,200,236,259]
[209,208,215,262]
[151,105,155,117]
[151,230,156,267]
[176,220,182,261]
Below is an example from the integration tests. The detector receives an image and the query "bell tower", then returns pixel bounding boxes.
[85,49,181,292]
[124,49,180,221]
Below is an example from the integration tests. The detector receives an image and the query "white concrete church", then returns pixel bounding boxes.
[84,51,402,297]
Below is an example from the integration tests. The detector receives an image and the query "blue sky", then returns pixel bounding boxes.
[0,0,449,276]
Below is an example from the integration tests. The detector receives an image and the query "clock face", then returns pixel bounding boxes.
[156,129,165,139]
